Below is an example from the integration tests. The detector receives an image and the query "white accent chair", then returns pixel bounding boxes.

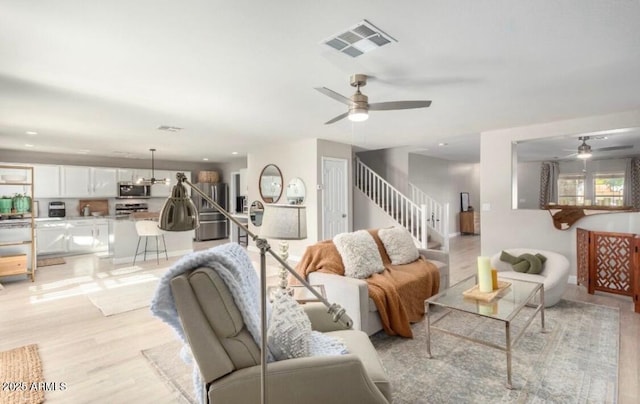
[490,248,570,307]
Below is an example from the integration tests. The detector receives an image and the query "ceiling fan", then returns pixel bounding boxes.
[566,136,633,159]
[315,74,431,124]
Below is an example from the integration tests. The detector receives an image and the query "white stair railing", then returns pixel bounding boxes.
[409,183,450,252]
[355,158,429,248]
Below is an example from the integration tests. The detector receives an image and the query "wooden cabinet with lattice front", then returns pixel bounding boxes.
[576,228,640,313]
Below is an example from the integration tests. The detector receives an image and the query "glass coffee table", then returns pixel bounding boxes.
[425,274,545,389]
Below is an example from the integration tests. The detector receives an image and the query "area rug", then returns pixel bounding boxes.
[370,299,619,403]
[0,344,45,404]
[142,343,195,404]
[36,257,65,267]
[86,267,167,316]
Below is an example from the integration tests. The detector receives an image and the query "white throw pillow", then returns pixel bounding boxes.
[378,227,420,265]
[267,290,312,360]
[333,230,385,279]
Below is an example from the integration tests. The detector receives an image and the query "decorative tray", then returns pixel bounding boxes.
[462,281,511,302]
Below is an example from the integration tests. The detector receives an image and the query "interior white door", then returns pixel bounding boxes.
[322,157,348,239]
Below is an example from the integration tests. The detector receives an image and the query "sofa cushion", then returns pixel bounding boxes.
[333,230,385,279]
[378,226,420,265]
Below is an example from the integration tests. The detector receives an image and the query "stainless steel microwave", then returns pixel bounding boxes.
[117,182,151,199]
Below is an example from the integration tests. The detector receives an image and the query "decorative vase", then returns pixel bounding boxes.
[12,195,31,213]
[0,198,12,213]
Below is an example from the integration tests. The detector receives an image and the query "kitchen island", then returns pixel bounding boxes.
[111,214,194,265]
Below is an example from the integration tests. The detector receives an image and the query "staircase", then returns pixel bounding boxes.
[409,183,450,252]
[354,158,449,251]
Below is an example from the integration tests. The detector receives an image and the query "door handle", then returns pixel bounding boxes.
[341,214,347,218]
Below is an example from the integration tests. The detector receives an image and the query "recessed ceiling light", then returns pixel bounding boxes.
[438,142,448,147]
[24,144,34,148]
[77,149,91,154]
[25,131,38,135]
[202,158,209,161]
[231,151,239,155]
[157,125,183,132]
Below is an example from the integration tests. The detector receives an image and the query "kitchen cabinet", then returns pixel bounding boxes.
[91,167,118,197]
[67,219,110,254]
[62,166,117,197]
[36,223,67,255]
[117,168,151,183]
[37,219,110,255]
[33,164,61,198]
[0,165,36,281]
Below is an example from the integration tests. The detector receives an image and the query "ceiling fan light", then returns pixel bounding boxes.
[577,150,592,159]
[348,108,369,122]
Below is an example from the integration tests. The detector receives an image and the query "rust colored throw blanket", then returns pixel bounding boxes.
[296,229,439,337]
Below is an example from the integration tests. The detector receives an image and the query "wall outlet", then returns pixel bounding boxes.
[482,203,491,211]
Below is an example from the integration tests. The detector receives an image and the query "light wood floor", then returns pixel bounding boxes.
[0,236,638,403]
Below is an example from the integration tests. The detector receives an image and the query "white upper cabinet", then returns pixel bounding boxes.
[117,168,151,183]
[91,167,117,197]
[33,164,61,198]
[62,166,91,196]
[62,166,117,197]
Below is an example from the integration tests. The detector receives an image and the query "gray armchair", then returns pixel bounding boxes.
[170,267,391,404]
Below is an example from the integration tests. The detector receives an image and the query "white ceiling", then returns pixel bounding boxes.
[1,1,640,163]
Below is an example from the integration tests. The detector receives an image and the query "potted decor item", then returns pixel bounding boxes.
[12,193,31,213]
[0,195,12,213]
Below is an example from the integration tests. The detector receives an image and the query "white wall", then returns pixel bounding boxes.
[357,146,412,193]
[481,109,640,279]
[247,138,353,258]
[408,153,480,235]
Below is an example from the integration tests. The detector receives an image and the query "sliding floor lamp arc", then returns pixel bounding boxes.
[158,172,353,404]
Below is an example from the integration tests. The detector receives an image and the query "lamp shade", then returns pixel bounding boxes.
[260,204,307,240]
[158,182,200,231]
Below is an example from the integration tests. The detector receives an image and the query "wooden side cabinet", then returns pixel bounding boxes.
[460,211,480,235]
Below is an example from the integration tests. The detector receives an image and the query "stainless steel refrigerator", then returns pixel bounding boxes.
[192,183,228,241]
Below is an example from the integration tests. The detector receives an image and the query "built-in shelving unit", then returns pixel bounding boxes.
[0,164,36,282]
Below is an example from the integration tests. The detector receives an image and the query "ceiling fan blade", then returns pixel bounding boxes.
[314,87,352,106]
[369,100,432,111]
[324,112,349,125]
[592,145,634,152]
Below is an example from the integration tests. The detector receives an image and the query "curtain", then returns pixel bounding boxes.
[539,161,559,208]
[624,157,640,209]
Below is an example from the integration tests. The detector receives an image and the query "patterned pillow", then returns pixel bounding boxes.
[378,227,420,265]
[267,289,312,360]
[333,230,385,279]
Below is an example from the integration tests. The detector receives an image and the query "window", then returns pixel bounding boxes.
[594,172,624,206]
[558,174,585,205]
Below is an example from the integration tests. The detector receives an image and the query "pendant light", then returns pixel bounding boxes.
[138,148,170,185]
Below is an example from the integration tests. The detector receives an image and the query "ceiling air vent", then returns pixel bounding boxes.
[157,125,183,132]
[322,19,396,58]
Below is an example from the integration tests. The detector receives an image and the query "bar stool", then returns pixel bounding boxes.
[237,229,248,247]
[133,220,168,265]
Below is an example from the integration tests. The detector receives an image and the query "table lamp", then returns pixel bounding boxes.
[158,173,352,404]
[259,204,307,294]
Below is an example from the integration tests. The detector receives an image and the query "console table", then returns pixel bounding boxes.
[576,228,640,313]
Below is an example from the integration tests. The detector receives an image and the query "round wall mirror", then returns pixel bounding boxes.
[286,177,306,205]
[249,200,264,227]
[259,164,283,203]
